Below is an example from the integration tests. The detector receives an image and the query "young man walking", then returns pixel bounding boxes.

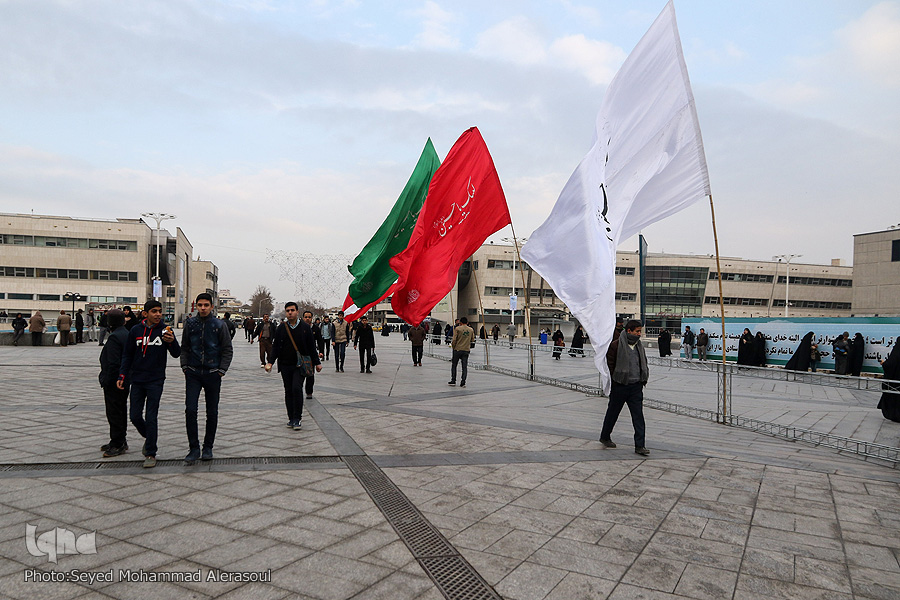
[266,302,321,430]
[331,311,351,373]
[118,300,180,468]
[302,310,324,399]
[448,317,474,387]
[353,316,376,373]
[253,313,277,367]
[98,309,130,457]
[180,293,233,464]
[599,319,650,456]
[408,321,427,366]
[319,316,332,361]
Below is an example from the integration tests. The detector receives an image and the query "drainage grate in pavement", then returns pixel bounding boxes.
[419,556,501,600]
[0,455,343,473]
[343,455,501,600]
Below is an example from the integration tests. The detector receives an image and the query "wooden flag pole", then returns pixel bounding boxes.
[469,258,490,365]
[709,193,728,421]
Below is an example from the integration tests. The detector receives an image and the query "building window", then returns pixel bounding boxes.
[615,267,635,276]
[615,292,637,301]
[893,239,900,262]
[644,265,708,316]
[37,294,60,301]
[0,293,4,299]
[709,272,774,283]
[704,296,768,306]
[772,300,851,310]
[8,293,33,300]
[776,276,852,287]
[0,235,136,251]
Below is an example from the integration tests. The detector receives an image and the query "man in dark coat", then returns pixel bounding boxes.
[266,302,321,430]
[849,333,865,377]
[98,309,130,457]
[877,343,900,422]
[75,309,85,343]
[11,313,27,346]
[600,319,650,456]
[354,316,376,373]
[785,332,814,372]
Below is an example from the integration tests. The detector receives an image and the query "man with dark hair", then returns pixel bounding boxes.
[180,293,233,464]
[99,309,129,457]
[253,313,277,368]
[449,317,474,387]
[353,315,376,373]
[331,311,351,373]
[696,328,709,361]
[244,315,256,342]
[222,311,236,339]
[682,325,695,360]
[118,299,181,468]
[302,310,325,399]
[408,321,427,366]
[600,319,650,456]
[266,302,321,430]
[11,313,27,346]
[75,309,85,343]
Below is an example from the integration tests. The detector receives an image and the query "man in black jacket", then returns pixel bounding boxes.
[180,293,234,464]
[253,313,278,367]
[11,313,27,346]
[354,316,376,373]
[266,302,321,430]
[303,310,324,399]
[99,309,129,457]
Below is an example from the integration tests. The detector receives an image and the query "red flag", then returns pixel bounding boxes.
[389,127,511,325]
[341,286,396,322]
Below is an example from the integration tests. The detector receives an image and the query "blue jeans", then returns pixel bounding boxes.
[451,350,469,384]
[333,342,347,370]
[184,369,221,450]
[130,380,165,457]
[600,381,646,448]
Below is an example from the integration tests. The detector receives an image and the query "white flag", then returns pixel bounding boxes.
[521,0,710,393]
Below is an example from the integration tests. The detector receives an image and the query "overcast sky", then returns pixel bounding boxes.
[2,0,898,305]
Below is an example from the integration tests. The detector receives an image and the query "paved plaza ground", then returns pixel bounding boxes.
[0,334,898,599]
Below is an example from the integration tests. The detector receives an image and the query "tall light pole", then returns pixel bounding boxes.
[772,254,801,317]
[142,213,176,300]
[501,236,527,328]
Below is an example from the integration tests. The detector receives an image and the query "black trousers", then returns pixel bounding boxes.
[600,381,646,448]
[412,345,423,365]
[359,347,372,371]
[103,383,129,448]
[76,327,84,343]
[305,373,315,396]
[32,332,43,346]
[280,367,307,422]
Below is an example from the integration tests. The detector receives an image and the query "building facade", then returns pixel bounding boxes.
[852,227,900,317]
[190,259,219,312]
[1,213,196,325]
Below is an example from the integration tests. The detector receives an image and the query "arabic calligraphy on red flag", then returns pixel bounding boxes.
[389,127,512,325]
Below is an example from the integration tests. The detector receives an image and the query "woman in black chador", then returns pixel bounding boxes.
[753,332,767,367]
[877,343,900,422]
[570,326,585,357]
[784,332,814,372]
[849,333,865,377]
[551,328,564,360]
[737,328,755,365]
[657,329,672,357]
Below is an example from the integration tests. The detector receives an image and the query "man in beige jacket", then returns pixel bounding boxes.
[57,310,73,347]
[449,317,474,388]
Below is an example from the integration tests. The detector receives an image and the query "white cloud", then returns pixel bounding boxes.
[548,35,625,85]
[411,1,458,50]
[474,16,547,66]
[838,1,900,88]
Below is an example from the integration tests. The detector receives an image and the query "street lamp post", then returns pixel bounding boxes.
[141,213,176,301]
[772,254,801,317]
[501,236,527,329]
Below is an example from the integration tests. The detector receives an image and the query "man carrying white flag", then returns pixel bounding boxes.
[521,0,711,397]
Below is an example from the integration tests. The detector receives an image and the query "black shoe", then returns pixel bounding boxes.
[201,447,213,461]
[635,447,650,456]
[184,448,201,465]
[361,369,365,373]
[340,368,345,372]
[460,383,466,388]
[599,439,617,449]
[286,421,294,428]
[293,421,302,431]
[366,369,372,374]
[103,445,126,458]
[306,394,313,399]
[100,443,112,452]
[448,381,456,386]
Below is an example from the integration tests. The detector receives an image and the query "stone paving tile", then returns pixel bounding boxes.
[4,339,900,599]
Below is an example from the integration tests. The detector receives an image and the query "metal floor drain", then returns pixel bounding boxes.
[343,455,501,599]
[0,455,342,473]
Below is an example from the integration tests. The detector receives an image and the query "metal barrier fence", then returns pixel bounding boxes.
[422,335,900,465]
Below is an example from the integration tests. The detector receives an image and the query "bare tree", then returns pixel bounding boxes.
[249,285,275,317]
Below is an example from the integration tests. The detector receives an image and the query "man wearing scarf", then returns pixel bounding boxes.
[599,319,650,456]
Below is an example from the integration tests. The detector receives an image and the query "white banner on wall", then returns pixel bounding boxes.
[682,317,900,373]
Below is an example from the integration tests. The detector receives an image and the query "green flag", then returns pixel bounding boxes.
[344,138,441,314]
